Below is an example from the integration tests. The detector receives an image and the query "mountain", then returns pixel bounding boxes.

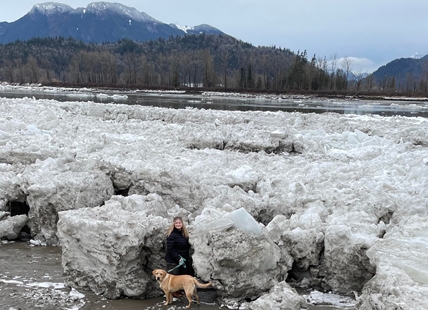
[371,54,428,89]
[169,23,223,35]
[0,2,224,44]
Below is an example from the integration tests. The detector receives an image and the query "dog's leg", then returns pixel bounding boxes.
[168,291,174,304]
[184,289,193,309]
[163,290,169,306]
[164,290,174,305]
[184,295,192,308]
[193,287,200,305]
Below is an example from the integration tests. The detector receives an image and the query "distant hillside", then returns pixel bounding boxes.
[2,2,428,95]
[371,55,428,91]
[0,2,223,44]
[0,35,331,92]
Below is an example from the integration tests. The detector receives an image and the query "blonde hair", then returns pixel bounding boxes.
[166,216,189,238]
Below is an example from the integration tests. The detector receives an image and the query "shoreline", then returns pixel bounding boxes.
[0,241,355,310]
[2,81,428,102]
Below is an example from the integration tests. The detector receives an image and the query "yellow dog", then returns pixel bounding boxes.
[152,269,212,308]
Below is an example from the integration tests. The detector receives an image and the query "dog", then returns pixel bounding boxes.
[152,269,212,308]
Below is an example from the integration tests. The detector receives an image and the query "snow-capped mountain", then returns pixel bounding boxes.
[170,23,223,35]
[30,2,74,16]
[411,52,421,59]
[77,2,159,23]
[0,2,224,44]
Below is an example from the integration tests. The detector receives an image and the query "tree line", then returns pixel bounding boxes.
[0,34,427,96]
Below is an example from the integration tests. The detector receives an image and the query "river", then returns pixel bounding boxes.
[0,86,427,118]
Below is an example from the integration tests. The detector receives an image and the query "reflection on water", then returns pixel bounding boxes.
[1,89,428,118]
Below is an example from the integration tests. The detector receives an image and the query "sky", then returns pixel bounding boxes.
[1,0,427,73]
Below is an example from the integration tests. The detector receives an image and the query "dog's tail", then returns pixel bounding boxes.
[193,278,212,288]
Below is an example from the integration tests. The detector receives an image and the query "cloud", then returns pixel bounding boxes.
[337,57,378,74]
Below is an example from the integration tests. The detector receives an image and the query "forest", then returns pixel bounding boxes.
[0,34,427,96]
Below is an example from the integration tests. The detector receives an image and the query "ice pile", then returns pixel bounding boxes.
[0,93,427,309]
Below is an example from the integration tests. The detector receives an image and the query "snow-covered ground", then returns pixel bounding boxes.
[0,85,427,309]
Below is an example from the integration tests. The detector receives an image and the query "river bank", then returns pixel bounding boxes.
[0,241,354,310]
[0,241,220,310]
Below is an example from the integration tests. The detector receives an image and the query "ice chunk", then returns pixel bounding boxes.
[227,207,263,235]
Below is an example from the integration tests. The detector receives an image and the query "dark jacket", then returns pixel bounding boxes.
[165,228,191,264]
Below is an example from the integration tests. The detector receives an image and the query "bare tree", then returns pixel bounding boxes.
[220,49,229,89]
[420,59,428,94]
[353,71,365,92]
[26,55,39,83]
[201,50,216,88]
[406,73,416,94]
[329,53,338,90]
[365,74,375,92]
[317,56,329,90]
[341,56,352,90]
[14,59,24,84]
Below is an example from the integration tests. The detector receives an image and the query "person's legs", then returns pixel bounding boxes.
[186,257,195,277]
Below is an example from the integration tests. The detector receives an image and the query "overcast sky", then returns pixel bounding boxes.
[1,0,426,73]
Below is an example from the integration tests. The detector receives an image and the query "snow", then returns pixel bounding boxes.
[0,85,428,308]
[173,23,195,33]
[31,2,74,16]
[0,279,24,285]
[96,93,128,100]
[84,2,159,23]
[27,282,66,289]
[305,290,357,308]
[69,288,85,299]
[30,2,159,23]
[0,274,86,309]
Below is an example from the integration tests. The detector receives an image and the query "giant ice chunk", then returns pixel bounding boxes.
[57,195,169,299]
[191,208,285,300]
[22,156,114,245]
[360,216,428,309]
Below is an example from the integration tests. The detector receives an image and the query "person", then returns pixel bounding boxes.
[165,216,194,276]
[165,216,194,298]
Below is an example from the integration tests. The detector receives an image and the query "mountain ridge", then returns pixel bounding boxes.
[0,1,223,44]
[371,55,428,90]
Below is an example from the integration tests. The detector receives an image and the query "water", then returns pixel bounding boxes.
[1,88,428,118]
